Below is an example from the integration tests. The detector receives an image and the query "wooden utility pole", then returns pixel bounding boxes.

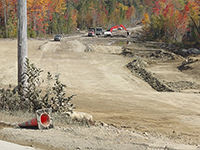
[17,0,27,87]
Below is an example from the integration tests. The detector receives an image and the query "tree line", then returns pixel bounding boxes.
[0,0,199,43]
[142,0,200,43]
[0,0,141,38]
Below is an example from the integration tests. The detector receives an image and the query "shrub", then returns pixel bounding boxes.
[0,58,75,113]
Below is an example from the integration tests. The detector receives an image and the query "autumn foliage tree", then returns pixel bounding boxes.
[143,0,199,43]
[0,0,143,37]
[27,0,49,36]
[0,0,17,37]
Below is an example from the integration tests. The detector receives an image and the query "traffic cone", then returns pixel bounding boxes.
[18,117,38,128]
[18,108,54,129]
[39,113,50,127]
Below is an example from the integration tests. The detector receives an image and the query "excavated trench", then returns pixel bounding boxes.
[122,46,200,92]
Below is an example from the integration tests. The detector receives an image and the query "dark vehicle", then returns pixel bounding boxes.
[88,28,95,36]
[54,34,62,41]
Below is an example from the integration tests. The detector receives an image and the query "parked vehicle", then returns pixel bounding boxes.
[95,27,103,35]
[103,28,112,36]
[88,27,95,36]
[54,34,62,41]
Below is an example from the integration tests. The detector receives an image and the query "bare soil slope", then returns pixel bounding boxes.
[0,33,200,150]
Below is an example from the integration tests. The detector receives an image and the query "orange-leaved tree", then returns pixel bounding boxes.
[143,0,200,43]
[27,0,49,36]
[144,0,192,42]
[0,0,17,37]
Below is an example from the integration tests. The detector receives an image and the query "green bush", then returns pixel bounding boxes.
[0,58,75,113]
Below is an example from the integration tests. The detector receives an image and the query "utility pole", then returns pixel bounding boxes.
[17,0,27,90]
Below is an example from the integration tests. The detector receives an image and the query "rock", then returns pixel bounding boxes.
[76,146,81,149]
[143,132,148,136]
[164,146,170,150]
[100,122,108,127]
[182,59,189,65]
[188,48,200,54]
[182,49,188,53]
[64,111,93,122]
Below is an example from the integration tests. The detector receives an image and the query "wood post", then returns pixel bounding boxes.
[17,0,27,91]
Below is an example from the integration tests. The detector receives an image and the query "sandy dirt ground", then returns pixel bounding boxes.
[0,29,200,150]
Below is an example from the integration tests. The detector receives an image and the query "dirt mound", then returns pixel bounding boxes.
[38,41,62,52]
[122,46,181,61]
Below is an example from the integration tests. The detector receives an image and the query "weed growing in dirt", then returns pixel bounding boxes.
[0,58,75,113]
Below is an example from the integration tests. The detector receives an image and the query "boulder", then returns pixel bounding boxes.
[181,49,188,53]
[64,111,93,122]
[188,48,200,54]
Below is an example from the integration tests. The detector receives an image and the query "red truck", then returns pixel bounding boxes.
[88,27,95,36]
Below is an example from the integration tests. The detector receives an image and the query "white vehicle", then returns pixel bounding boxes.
[103,29,112,36]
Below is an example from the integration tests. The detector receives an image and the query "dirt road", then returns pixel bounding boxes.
[0,32,200,149]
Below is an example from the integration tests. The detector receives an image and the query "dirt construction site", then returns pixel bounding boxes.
[0,27,200,150]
